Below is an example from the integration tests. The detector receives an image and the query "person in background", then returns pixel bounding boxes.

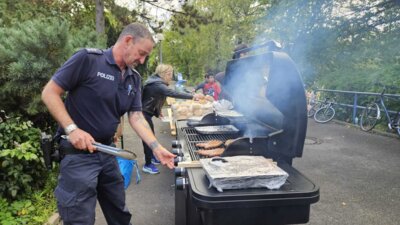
[203,74,221,100]
[41,23,175,225]
[194,74,208,93]
[141,64,203,174]
[232,43,249,59]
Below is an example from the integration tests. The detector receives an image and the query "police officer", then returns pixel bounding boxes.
[41,23,175,225]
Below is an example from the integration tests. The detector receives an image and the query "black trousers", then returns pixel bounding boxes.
[56,140,131,225]
[142,112,155,166]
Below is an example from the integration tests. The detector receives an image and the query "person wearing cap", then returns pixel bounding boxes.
[41,23,175,225]
[141,64,202,174]
[232,43,249,59]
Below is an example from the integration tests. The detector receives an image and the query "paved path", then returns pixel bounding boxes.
[95,118,399,225]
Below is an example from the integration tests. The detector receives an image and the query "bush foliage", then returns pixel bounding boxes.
[0,117,47,200]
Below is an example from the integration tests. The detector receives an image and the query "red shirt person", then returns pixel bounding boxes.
[203,75,221,100]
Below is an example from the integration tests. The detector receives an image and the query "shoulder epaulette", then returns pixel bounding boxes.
[85,48,103,55]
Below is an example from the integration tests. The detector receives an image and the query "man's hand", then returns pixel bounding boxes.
[159,112,164,119]
[152,145,176,169]
[68,129,96,152]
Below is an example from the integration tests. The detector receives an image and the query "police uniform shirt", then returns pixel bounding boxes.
[52,48,142,142]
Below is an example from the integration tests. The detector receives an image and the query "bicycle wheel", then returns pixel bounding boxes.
[314,106,335,123]
[396,116,400,136]
[360,103,379,131]
[307,103,319,117]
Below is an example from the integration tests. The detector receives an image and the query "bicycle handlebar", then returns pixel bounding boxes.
[374,82,399,95]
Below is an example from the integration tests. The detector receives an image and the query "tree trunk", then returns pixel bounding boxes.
[95,0,105,35]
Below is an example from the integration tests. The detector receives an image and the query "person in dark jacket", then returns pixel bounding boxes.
[141,64,202,174]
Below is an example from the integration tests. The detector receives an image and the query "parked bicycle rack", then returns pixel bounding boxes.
[314,89,400,125]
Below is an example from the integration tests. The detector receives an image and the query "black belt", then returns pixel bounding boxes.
[62,147,97,155]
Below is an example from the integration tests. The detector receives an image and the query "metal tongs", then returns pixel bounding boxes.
[61,135,137,160]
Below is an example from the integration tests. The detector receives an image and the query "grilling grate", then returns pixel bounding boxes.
[181,127,239,161]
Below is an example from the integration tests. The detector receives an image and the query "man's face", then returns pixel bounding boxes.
[124,36,154,68]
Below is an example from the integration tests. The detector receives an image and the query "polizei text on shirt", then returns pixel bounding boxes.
[97,72,115,81]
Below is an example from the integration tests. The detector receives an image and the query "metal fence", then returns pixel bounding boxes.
[315,89,400,124]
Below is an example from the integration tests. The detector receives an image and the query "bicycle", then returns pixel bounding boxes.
[307,101,321,118]
[307,98,328,118]
[313,98,336,123]
[359,87,400,136]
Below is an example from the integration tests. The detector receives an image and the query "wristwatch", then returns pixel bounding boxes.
[65,123,78,135]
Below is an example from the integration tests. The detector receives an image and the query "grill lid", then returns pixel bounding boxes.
[223,50,307,159]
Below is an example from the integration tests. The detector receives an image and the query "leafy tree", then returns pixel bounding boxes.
[0,18,104,127]
[96,0,105,35]
[159,0,270,83]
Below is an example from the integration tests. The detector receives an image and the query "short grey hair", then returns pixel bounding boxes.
[118,22,155,43]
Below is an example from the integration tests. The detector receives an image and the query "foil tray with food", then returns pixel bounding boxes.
[194,125,239,135]
[200,156,289,192]
[215,110,244,118]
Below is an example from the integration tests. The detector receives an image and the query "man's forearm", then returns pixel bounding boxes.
[128,111,160,150]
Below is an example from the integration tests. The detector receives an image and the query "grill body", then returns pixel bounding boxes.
[175,122,319,225]
[174,48,319,225]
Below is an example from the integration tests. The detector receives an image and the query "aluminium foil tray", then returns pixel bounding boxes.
[194,125,239,135]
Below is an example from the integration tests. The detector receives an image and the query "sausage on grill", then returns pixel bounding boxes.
[197,148,225,157]
[196,140,223,149]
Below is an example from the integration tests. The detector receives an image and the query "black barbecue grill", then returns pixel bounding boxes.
[173,44,319,225]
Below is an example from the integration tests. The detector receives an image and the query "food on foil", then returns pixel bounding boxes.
[171,100,213,120]
[194,125,239,135]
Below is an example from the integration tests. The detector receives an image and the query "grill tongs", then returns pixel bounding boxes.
[61,135,137,160]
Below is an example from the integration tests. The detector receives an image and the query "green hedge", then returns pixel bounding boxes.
[0,117,48,199]
[0,117,58,224]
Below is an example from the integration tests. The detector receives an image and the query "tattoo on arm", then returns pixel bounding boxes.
[129,111,140,122]
[149,141,160,150]
[130,112,151,130]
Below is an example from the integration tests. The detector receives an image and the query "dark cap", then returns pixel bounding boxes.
[232,43,249,59]
[234,43,249,52]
